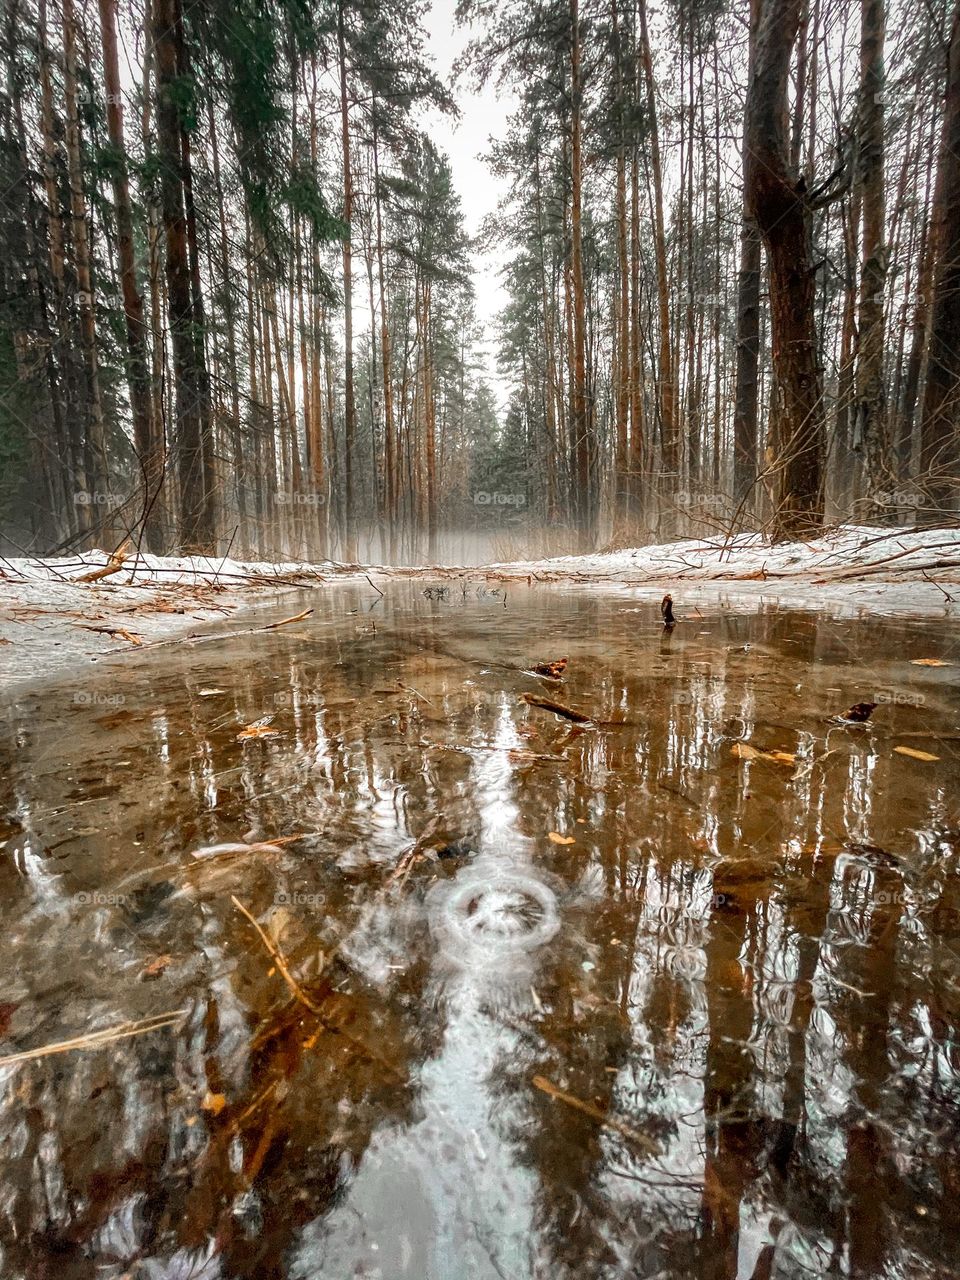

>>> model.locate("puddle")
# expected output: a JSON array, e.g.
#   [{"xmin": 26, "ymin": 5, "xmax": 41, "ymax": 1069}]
[{"xmin": 0, "ymin": 582, "xmax": 959, "ymax": 1278}]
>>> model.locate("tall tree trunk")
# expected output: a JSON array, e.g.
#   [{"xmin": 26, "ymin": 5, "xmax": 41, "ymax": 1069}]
[
  {"xmin": 732, "ymin": 0, "xmax": 762, "ymax": 513},
  {"xmin": 338, "ymin": 0, "xmax": 358, "ymax": 560},
  {"xmin": 745, "ymin": 0, "xmax": 826, "ymax": 539},
  {"xmin": 208, "ymin": 95, "xmax": 247, "ymax": 548},
  {"xmin": 98, "ymin": 0, "xmax": 162, "ymax": 551},
  {"xmin": 854, "ymin": 0, "xmax": 891, "ymax": 511},
  {"xmin": 612, "ymin": 0, "xmax": 629, "ymax": 530},
  {"xmin": 569, "ymin": 0, "xmax": 593, "ymax": 548},
  {"xmin": 918, "ymin": 0, "xmax": 960, "ymax": 520},
  {"xmin": 62, "ymin": 0, "xmax": 109, "ymax": 520},
  {"xmin": 153, "ymin": 0, "xmax": 214, "ymax": 552},
  {"xmin": 638, "ymin": 0, "xmax": 677, "ymax": 530}
]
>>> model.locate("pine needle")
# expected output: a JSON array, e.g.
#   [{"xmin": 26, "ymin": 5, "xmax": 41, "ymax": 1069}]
[{"xmin": 0, "ymin": 1009, "xmax": 187, "ymax": 1069}]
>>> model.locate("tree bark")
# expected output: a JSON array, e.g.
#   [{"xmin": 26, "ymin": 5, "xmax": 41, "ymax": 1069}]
[
  {"xmin": 62, "ymin": 0, "xmax": 109, "ymax": 518},
  {"xmin": 732, "ymin": 0, "xmax": 762, "ymax": 513},
  {"xmin": 569, "ymin": 0, "xmax": 593, "ymax": 548},
  {"xmin": 854, "ymin": 0, "xmax": 891, "ymax": 511},
  {"xmin": 918, "ymin": 0, "xmax": 960, "ymax": 520},
  {"xmin": 744, "ymin": 0, "xmax": 825, "ymax": 539},
  {"xmin": 98, "ymin": 0, "xmax": 162, "ymax": 550},
  {"xmin": 638, "ymin": 0, "xmax": 677, "ymax": 530},
  {"xmin": 338, "ymin": 0, "xmax": 358, "ymax": 560},
  {"xmin": 153, "ymin": 0, "xmax": 214, "ymax": 552}
]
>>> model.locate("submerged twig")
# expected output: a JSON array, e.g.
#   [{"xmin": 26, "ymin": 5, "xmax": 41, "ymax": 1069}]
[
  {"xmin": 522, "ymin": 692, "xmax": 592, "ymax": 724},
  {"xmin": 0, "ymin": 1009, "xmax": 187, "ymax": 1069},
  {"xmin": 231, "ymin": 895, "xmax": 326, "ymax": 1015}
]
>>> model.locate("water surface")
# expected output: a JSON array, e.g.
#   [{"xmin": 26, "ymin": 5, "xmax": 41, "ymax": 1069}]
[{"xmin": 1, "ymin": 583, "xmax": 959, "ymax": 1279}]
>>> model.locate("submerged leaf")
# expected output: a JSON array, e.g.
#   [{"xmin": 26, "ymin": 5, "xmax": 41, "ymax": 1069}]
[
  {"xmin": 731, "ymin": 742, "xmax": 795, "ymax": 765},
  {"xmin": 893, "ymin": 745, "xmax": 940, "ymax": 761}
]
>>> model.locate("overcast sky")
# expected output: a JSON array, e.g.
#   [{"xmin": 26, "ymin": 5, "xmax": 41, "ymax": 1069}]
[{"xmin": 423, "ymin": 0, "xmax": 517, "ymax": 399}]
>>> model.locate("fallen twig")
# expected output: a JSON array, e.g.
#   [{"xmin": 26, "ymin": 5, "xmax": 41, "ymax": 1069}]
[
  {"xmin": 0, "ymin": 1009, "xmax": 187, "ymax": 1069},
  {"xmin": 232, "ymin": 895, "xmax": 326, "ymax": 1015},
  {"xmin": 259, "ymin": 607, "xmax": 314, "ymax": 631},
  {"xmin": 522, "ymin": 692, "xmax": 593, "ymax": 724}
]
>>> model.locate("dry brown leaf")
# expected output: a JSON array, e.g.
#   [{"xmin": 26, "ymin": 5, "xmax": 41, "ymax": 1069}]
[
  {"xmin": 910, "ymin": 659, "xmax": 953, "ymax": 667},
  {"xmin": 548, "ymin": 832, "xmax": 576, "ymax": 845},
  {"xmin": 236, "ymin": 723, "xmax": 280, "ymax": 741},
  {"xmin": 140, "ymin": 954, "xmax": 172, "ymax": 981},
  {"xmin": 201, "ymin": 1091, "xmax": 227, "ymax": 1115},
  {"xmin": 731, "ymin": 742, "xmax": 795, "ymax": 765},
  {"xmin": 893, "ymin": 745, "xmax": 940, "ymax": 762}
]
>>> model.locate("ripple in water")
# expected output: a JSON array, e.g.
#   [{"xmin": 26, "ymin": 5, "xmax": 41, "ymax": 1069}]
[{"xmin": 428, "ymin": 867, "xmax": 560, "ymax": 969}]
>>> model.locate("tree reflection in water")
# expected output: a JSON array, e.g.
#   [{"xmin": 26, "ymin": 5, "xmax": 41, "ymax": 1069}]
[{"xmin": 0, "ymin": 585, "xmax": 957, "ymax": 1278}]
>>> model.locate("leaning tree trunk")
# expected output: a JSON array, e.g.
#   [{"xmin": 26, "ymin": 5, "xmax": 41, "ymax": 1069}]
[
  {"xmin": 918, "ymin": 0, "xmax": 960, "ymax": 522},
  {"xmin": 744, "ymin": 0, "xmax": 826, "ymax": 540}
]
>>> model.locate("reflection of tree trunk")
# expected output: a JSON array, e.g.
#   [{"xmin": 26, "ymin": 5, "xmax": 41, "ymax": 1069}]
[
  {"xmin": 700, "ymin": 895, "xmax": 761, "ymax": 1276},
  {"xmin": 845, "ymin": 865, "xmax": 904, "ymax": 1278}
]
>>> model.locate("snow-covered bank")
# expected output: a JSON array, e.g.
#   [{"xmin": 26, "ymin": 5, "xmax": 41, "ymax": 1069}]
[
  {"xmin": 471, "ymin": 524, "xmax": 960, "ymax": 618},
  {"xmin": 0, "ymin": 551, "xmax": 364, "ymax": 690},
  {"xmin": 481, "ymin": 523, "xmax": 960, "ymax": 584},
  {"xmin": 1, "ymin": 525, "xmax": 957, "ymax": 690}
]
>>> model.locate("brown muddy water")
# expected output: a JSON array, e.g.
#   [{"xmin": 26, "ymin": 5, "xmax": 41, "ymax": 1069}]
[{"xmin": 1, "ymin": 582, "xmax": 959, "ymax": 1280}]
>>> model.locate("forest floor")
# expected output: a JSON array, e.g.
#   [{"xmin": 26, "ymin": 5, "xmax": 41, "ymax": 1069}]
[{"xmin": 1, "ymin": 524, "xmax": 957, "ymax": 690}]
